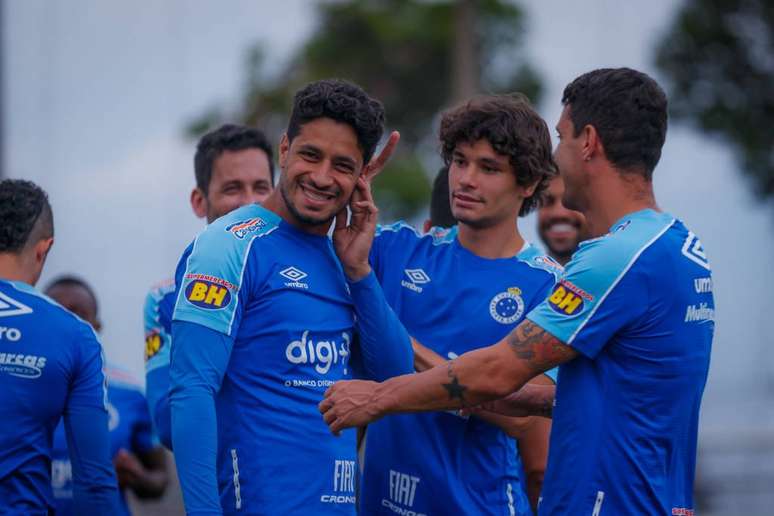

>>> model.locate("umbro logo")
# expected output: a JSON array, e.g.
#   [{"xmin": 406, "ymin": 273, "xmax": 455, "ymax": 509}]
[
  {"xmin": 280, "ymin": 266, "xmax": 309, "ymax": 289},
  {"xmin": 401, "ymin": 268, "xmax": 430, "ymax": 293},
  {"xmin": 681, "ymin": 232, "xmax": 711, "ymax": 271},
  {"xmin": 0, "ymin": 292, "xmax": 33, "ymax": 318}
]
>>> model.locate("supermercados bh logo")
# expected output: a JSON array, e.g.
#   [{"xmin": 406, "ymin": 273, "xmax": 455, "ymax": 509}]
[
  {"xmin": 144, "ymin": 331, "xmax": 162, "ymax": 361},
  {"xmin": 401, "ymin": 269, "xmax": 430, "ymax": 293},
  {"xmin": 0, "ymin": 352, "xmax": 47, "ymax": 379},
  {"xmin": 225, "ymin": 217, "xmax": 266, "ymax": 239},
  {"xmin": 548, "ymin": 280, "xmax": 593, "ymax": 317},
  {"xmin": 184, "ymin": 274, "xmax": 236, "ymax": 310},
  {"xmin": 280, "ymin": 266, "xmax": 309, "ymax": 289},
  {"xmin": 489, "ymin": 287, "xmax": 525, "ymax": 324}
]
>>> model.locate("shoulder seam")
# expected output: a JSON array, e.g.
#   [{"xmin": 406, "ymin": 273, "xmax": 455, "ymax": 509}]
[{"xmin": 567, "ymin": 218, "xmax": 675, "ymax": 344}]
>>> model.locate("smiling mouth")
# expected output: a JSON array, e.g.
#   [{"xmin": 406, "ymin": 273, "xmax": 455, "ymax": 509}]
[
  {"xmin": 300, "ymin": 183, "xmax": 337, "ymax": 202},
  {"xmin": 545, "ymin": 222, "xmax": 578, "ymax": 235}
]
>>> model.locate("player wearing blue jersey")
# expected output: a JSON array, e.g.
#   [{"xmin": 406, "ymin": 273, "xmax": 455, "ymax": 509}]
[
  {"xmin": 46, "ymin": 276, "xmax": 168, "ymax": 515},
  {"xmin": 144, "ymin": 124, "xmax": 275, "ymax": 448},
  {"xmin": 169, "ymin": 79, "xmax": 412, "ymax": 515},
  {"xmin": 321, "ymin": 68, "xmax": 714, "ymax": 516},
  {"xmin": 0, "ymin": 179, "xmax": 119, "ymax": 515},
  {"xmin": 352, "ymin": 94, "xmax": 560, "ymax": 515}
]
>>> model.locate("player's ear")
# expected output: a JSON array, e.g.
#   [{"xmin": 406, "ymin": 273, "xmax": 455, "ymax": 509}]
[
  {"xmin": 279, "ymin": 134, "xmax": 290, "ymax": 170},
  {"xmin": 34, "ymin": 237, "xmax": 54, "ymax": 263},
  {"xmin": 190, "ymin": 188, "xmax": 207, "ymax": 219},
  {"xmin": 581, "ymin": 124, "xmax": 602, "ymax": 162}
]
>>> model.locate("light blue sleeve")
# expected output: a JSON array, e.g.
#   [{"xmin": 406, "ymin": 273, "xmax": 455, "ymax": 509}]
[
  {"xmin": 347, "ymin": 271, "xmax": 414, "ymax": 380},
  {"xmin": 527, "ymin": 216, "xmax": 673, "ymax": 357},
  {"xmin": 65, "ymin": 325, "xmax": 121, "ymax": 514},
  {"xmin": 170, "ymin": 320, "xmax": 234, "ymax": 515},
  {"xmin": 144, "ymin": 283, "xmax": 177, "ymax": 449}
]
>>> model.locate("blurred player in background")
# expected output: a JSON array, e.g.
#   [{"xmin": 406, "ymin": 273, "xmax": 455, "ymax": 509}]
[
  {"xmin": 169, "ymin": 79, "xmax": 412, "ymax": 514},
  {"xmin": 0, "ymin": 179, "xmax": 119, "ymax": 514},
  {"xmin": 536, "ymin": 175, "xmax": 588, "ymax": 266},
  {"xmin": 321, "ymin": 67, "xmax": 715, "ymax": 515},
  {"xmin": 421, "ymin": 166, "xmax": 456, "ymax": 232},
  {"xmin": 144, "ymin": 123, "xmax": 275, "ymax": 448},
  {"xmin": 46, "ymin": 276, "xmax": 168, "ymax": 515},
  {"xmin": 349, "ymin": 94, "xmax": 560, "ymax": 515}
]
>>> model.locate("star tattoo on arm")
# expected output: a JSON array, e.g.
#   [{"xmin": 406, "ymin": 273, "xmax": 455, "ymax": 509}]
[{"xmin": 442, "ymin": 361, "xmax": 468, "ymax": 406}]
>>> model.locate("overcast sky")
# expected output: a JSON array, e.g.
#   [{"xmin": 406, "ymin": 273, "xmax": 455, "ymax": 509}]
[{"xmin": 3, "ymin": 0, "xmax": 773, "ymax": 435}]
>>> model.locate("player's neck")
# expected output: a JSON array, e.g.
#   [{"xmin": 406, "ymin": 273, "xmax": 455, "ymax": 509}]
[
  {"xmin": 0, "ymin": 254, "xmax": 35, "ymax": 285},
  {"xmin": 457, "ymin": 220, "xmax": 524, "ymax": 259},
  {"xmin": 584, "ymin": 176, "xmax": 658, "ymax": 238}
]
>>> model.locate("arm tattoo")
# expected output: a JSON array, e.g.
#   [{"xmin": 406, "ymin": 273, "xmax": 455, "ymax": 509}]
[
  {"xmin": 441, "ymin": 360, "xmax": 468, "ymax": 406},
  {"xmin": 507, "ymin": 321, "xmax": 576, "ymax": 373}
]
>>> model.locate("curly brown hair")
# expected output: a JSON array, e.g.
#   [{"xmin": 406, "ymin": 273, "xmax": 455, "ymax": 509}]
[{"xmin": 439, "ymin": 93, "xmax": 557, "ymax": 216}]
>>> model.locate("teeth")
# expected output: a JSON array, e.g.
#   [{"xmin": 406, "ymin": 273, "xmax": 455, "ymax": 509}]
[
  {"xmin": 302, "ymin": 186, "xmax": 333, "ymax": 201},
  {"xmin": 548, "ymin": 223, "xmax": 575, "ymax": 233}
]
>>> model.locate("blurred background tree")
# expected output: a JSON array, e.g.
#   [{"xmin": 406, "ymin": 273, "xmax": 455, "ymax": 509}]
[
  {"xmin": 655, "ymin": 0, "xmax": 774, "ymax": 199},
  {"xmin": 187, "ymin": 0, "xmax": 543, "ymax": 220}
]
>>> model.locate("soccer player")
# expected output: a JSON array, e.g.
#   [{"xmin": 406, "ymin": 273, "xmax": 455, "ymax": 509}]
[
  {"xmin": 144, "ymin": 123, "xmax": 275, "ymax": 448},
  {"xmin": 46, "ymin": 276, "xmax": 168, "ymax": 516},
  {"xmin": 321, "ymin": 68, "xmax": 715, "ymax": 515},
  {"xmin": 536, "ymin": 175, "xmax": 588, "ymax": 266},
  {"xmin": 169, "ymin": 79, "xmax": 412, "ymax": 514},
  {"xmin": 0, "ymin": 179, "xmax": 119, "ymax": 514},
  {"xmin": 354, "ymin": 94, "xmax": 561, "ymax": 515}
]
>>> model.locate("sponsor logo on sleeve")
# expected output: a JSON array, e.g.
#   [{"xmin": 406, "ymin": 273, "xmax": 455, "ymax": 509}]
[
  {"xmin": 489, "ymin": 287, "xmax": 525, "ymax": 324},
  {"xmin": 225, "ymin": 217, "xmax": 266, "ymax": 239},
  {"xmin": 184, "ymin": 274, "xmax": 236, "ymax": 310},
  {"xmin": 547, "ymin": 281, "xmax": 593, "ymax": 317},
  {"xmin": 681, "ymin": 232, "xmax": 711, "ymax": 270},
  {"xmin": 144, "ymin": 331, "xmax": 162, "ymax": 361}
]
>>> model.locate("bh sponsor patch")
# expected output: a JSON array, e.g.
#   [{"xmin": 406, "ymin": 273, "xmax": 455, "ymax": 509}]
[
  {"xmin": 547, "ymin": 281, "xmax": 592, "ymax": 316},
  {"xmin": 226, "ymin": 217, "xmax": 266, "ymax": 239},
  {"xmin": 185, "ymin": 278, "xmax": 233, "ymax": 310},
  {"xmin": 144, "ymin": 331, "xmax": 162, "ymax": 361}
]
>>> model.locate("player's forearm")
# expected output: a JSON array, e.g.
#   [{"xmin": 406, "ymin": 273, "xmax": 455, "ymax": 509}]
[
  {"xmin": 349, "ymin": 271, "xmax": 414, "ymax": 379},
  {"xmin": 411, "ymin": 338, "xmax": 446, "ymax": 372},
  {"xmin": 495, "ymin": 383, "xmax": 556, "ymax": 418},
  {"xmin": 373, "ymin": 341, "xmax": 534, "ymax": 415}
]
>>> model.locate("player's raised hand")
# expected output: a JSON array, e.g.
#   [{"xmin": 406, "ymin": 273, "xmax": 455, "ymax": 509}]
[
  {"xmin": 363, "ymin": 131, "xmax": 400, "ymax": 184},
  {"xmin": 333, "ymin": 177, "xmax": 378, "ymax": 281},
  {"xmin": 319, "ymin": 379, "xmax": 384, "ymax": 436}
]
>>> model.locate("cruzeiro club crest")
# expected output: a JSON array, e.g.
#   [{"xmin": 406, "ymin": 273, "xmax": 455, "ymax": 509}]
[{"xmin": 489, "ymin": 287, "xmax": 525, "ymax": 325}]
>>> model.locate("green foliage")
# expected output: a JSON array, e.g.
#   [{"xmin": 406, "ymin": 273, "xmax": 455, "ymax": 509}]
[
  {"xmin": 187, "ymin": 0, "xmax": 543, "ymax": 219},
  {"xmin": 655, "ymin": 0, "xmax": 774, "ymax": 198}
]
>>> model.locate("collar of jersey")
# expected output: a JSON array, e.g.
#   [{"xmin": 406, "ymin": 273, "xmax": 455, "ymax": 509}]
[{"xmin": 451, "ymin": 236, "xmax": 532, "ymax": 266}]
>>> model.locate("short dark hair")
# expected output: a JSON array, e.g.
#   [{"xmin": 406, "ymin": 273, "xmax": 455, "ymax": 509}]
[
  {"xmin": 429, "ymin": 166, "xmax": 456, "ymax": 228},
  {"xmin": 194, "ymin": 124, "xmax": 275, "ymax": 195},
  {"xmin": 561, "ymin": 68, "xmax": 668, "ymax": 179},
  {"xmin": 0, "ymin": 179, "xmax": 54, "ymax": 253},
  {"xmin": 45, "ymin": 275, "xmax": 99, "ymax": 316},
  {"xmin": 440, "ymin": 94, "xmax": 557, "ymax": 216},
  {"xmin": 287, "ymin": 79, "xmax": 385, "ymax": 164}
]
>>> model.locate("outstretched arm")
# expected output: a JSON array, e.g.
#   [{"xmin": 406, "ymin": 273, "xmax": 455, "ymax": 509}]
[{"xmin": 319, "ymin": 320, "xmax": 576, "ymax": 434}]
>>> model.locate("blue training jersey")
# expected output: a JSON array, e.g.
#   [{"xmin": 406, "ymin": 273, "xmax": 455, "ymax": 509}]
[
  {"xmin": 361, "ymin": 222, "xmax": 561, "ymax": 516},
  {"xmin": 170, "ymin": 203, "xmax": 411, "ymax": 515},
  {"xmin": 527, "ymin": 209, "xmax": 714, "ymax": 515},
  {"xmin": 51, "ymin": 364, "xmax": 157, "ymax": 516},
  {"xmin": 0, "ymin": 279, "xmax": 119, "ymax": 515},
  {"xmin": 143, "ymin": 279, "xmax": 175, "ymax": 447}
]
